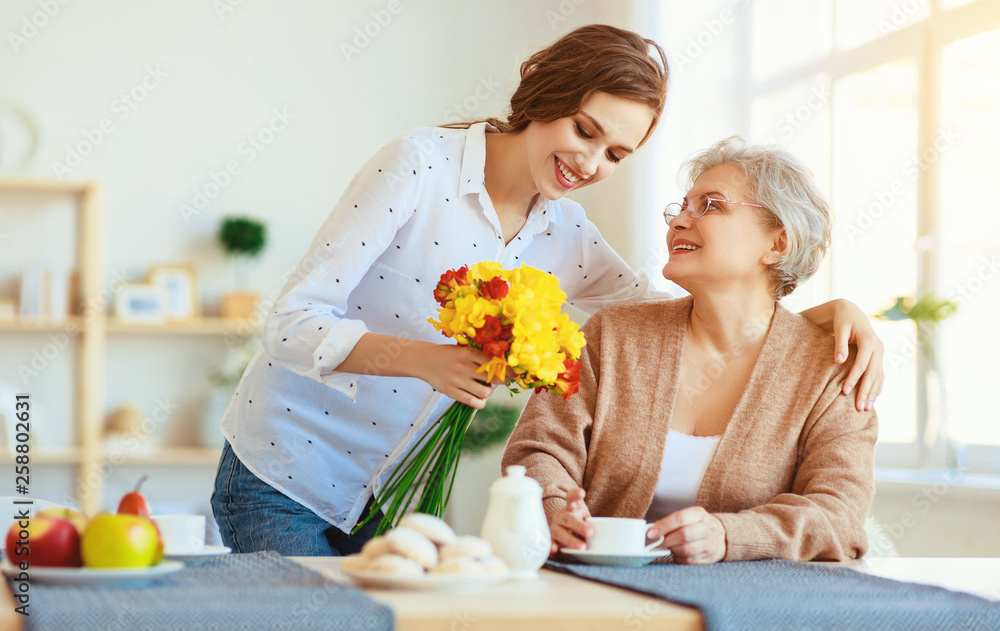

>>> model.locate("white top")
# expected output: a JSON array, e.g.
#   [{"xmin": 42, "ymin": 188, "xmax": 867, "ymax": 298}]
[
  {"xmin": 645, "ymin": 430, "xmax": 722, "ymax": 522},
  {"xmin": 221, "ymin": 123, "xmax": 668, "ymax": 533}
]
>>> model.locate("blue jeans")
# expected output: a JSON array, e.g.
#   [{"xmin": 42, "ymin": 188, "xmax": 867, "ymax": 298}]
[{"xmin": 211, "ymin": 442, "xmax": 382, "ymax": 556}]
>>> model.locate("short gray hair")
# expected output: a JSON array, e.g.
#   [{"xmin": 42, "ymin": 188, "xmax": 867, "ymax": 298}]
[{"xmin": 682, "ymin": 136, "xmax": 832, "ymax": 299}]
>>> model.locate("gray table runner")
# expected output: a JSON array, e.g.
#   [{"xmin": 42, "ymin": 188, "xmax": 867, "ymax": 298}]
[
  {"xmin": 546, "ymin": 558, "xmax": 1000, "ymax": 630},
  {"xmin": 15, "ymin": 551, "xmax": 393, "ymax": 631}
]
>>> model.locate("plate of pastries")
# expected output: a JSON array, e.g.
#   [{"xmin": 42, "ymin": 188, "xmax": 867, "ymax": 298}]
[{"xmin": 339, "ymin": 513, "xmax": 510, "ymax": 591}]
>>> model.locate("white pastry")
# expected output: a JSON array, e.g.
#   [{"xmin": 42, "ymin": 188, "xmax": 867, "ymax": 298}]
[
  {"xmin": 398, "ymin": 513, "xmax": 457, "ymax": 546},
  {"xmin": 384, "ymin": 527, "xmax": 439, "ymax": 569},
  {"xmin": 478, "ymin": 555, "xmax": 508, "ymax": 574},
  {"xmin": 428, "ymin": 556, "xmax": 485, "ymax": 576},
  {"xmin": 360, "ymin": 535, "xmax": 393, "ymax": 559},
  {"xmin": 339, "ymin": 554, "xmax": 370, "ymax": 572},
  {"xmin": 366, "ymin": 553, "xmax": 425, "ymax": 577},
  {"xmin": 439, "ymin": 535, "xmax": 493, "ymax": 560}
]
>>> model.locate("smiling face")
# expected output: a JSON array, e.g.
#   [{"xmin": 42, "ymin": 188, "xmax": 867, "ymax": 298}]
[
  {"xmin": 663, "ymin": 163, "xmax": 786, "ymax": 295},
  {"xmin": 521, "ymin": 91, "xmax": 654, "ymax": 200}
]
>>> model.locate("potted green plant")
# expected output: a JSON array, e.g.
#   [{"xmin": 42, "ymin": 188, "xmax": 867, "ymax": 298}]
[
  {"xmin": 875, "ymin": 294, "xmax": 960, "ymax": 469},
  {"xmin": 217, "ymin": 216, "xmax": 266, "ymax": 319}
]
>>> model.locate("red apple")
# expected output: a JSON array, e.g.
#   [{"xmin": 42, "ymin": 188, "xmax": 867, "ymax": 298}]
[
  {"xmin": 35, "ymin": 507, "xmax": 88, "ymax": 533},
  {"xmin": 5, "ymin": 515, "xmax": 83, "ymax": 567},
  {"xmin": 117, "ymin": 475, "xmax": 152, "ymax": 519}
]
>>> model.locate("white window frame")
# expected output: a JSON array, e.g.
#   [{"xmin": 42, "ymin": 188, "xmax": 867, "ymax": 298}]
[{"xmin": 742, "ymin": 0, "xmax": 1000, "ymax": 474}]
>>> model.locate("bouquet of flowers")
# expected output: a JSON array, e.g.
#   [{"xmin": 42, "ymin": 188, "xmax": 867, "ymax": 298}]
[{"xmin": 356, "ymin": 261, "xmax": 585, "ymax": 535}]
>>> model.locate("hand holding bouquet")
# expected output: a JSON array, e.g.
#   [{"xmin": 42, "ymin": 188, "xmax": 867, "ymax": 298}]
[{"xmin": 356, "ymin": 261, "xmax": 585, "ymax": 535}]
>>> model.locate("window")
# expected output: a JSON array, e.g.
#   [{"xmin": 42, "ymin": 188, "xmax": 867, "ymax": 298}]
[{"xmin": 652, "ymin": 0, "xmax": 1000, "ymax": 473}]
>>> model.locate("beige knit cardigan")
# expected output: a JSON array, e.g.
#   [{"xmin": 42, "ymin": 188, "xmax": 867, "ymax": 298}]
[{"xmin": 502, "ymin": 296, "xmax": 878, "ymax": 562}]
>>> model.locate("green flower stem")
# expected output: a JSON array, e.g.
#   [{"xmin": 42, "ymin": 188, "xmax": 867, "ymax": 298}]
[{"xmin": 353, "ymin": 401, "xmax": 478, "ymax": 536}]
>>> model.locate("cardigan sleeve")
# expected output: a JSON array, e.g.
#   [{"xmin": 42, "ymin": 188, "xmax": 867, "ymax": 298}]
[
  {"xmin": 714, "ymin": 367, "xmax": 878, "ymax": 562},
  {"xmin": 501, "ymin": 312, "xmax": 604, "ymax": 523}
]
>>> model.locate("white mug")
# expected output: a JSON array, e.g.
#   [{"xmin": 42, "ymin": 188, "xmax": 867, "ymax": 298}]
[
  {"xmin": 585, "ymin": 517, "xmax": 665, "ymax": 554},
  {"xmin": 152, "ymin": 514, "xmax": 206, "ymax": 555}
]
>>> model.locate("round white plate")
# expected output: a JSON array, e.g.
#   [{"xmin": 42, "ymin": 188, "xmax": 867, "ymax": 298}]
[
  {"xmin": 341, "ymin": 568, "xmax": 511, "ymax": 591},
  {"xmin": 0, "ymin": 559, "xmax": 184, "ymax": 585},
  {"xmin": 559, "ymin": 548, "xmax": 671, "ymax": 567},
  {"xmin": 165, "ymin": 545, "xmax": 231, "ymax": 559}
]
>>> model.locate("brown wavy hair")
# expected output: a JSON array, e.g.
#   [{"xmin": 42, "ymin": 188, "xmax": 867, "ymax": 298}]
[{"xmin": 444, "ymin": 24, "xmax": 668, "ymax": 148}]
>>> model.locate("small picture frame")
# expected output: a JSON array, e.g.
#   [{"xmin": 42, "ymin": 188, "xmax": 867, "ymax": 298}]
[
  {"xmin": 114, "ymin": 283, "xmax": 169, "ymax": 324},
  {"xmin": 148, "ymin": 265, "xmax": 199, "ymax": 320}
]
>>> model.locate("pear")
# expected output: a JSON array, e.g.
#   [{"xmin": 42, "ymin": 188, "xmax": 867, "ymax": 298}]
[{"xmin": 117, "ymin": 475, "xmax": 152, "ymax": 519}]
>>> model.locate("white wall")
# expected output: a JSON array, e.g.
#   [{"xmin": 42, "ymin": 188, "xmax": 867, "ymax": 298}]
[{"xmin": 0, "ymin": 0, "xmax": 647, "ymax": 519}]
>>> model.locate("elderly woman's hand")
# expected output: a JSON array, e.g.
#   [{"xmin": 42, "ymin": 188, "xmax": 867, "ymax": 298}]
[
  {"xmin": 549, "ymin": 488, "xmax": 592, "ymax": 555},
  {"xmin": 649, "ymin": 506, "xmax": 726, "ymax": 565},
  {"xmin": 831, "ymin": 299, "xmax": 885, "ymax": 412}
]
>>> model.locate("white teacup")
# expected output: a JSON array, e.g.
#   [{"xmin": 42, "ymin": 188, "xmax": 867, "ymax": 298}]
[
  {"xmin": 585, "ymin": 517, "xmax": 664, "ymax": 554},
  {"xmin": 152, "ymin": 514, "xmax": 206, "ymax": 555}
]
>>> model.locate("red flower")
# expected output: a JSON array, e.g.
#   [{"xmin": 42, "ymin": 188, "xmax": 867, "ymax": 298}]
[
  {"xmin": 474, "ymin": 315, "xmax": 504, "ymax": 345},
  {"xmin": 433, "ymin": 265, "xmax": 469, "ymax": 305},
  {"xmin": 482, "ymin": 340, "xmax": 510, "ymax": 358},
  {"xmin": 549, "ymin": 358, "xmax": 582, "ymax": 401},
  {"xmin": 480, "ymin": 276, "xmax": 509, "ymax": 300}
]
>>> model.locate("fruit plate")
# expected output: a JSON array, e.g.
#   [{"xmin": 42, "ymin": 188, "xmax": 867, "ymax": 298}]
[
  {"xmin": 0, "ymin": 560, "xmax": 184, "ymax": 585},
  {"xmin": 340, "ymin": 567, "xmax": 512, "ymax": 592}
]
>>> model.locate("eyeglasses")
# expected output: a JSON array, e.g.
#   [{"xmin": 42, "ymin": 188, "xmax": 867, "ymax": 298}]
[{"xmin": 663, "ymin": 194, "xmax": 767, "ymax": 223}]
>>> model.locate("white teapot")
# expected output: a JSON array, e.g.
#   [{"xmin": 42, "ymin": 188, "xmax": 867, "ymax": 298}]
[{"xmin": 480, "ymin": 465, "xmax": 550, "ymax": 578}]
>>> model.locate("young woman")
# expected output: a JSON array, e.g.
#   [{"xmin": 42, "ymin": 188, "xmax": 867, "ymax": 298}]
[
  {"xmin": 211, "ymin": 25, "xmax": 883, "ymax": 556},
  {"xmin": 504, "ymin": 138, "xmax": 878, "ymax": 565}
]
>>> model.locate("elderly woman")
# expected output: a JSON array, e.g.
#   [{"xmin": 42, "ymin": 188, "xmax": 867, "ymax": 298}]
[{"xmin": 502, "ymin": 137, "xmax": 878, "ymax": 565}]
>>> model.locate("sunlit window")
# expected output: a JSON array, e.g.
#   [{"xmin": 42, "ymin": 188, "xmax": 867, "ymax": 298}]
[
  {"xmin": 831, "ymin": 60, "xmax": 919, "ymax": 444},
  {"xmin": 939, "ymin": 28, "xmax": 1000, "ymax": 449},
  {"xmin": 834, "ymin": 0, "xmax": 930, "ymax": 50},
  {"xmin": 751, "ymin": 0, "xmax": 833, "ymax": 80}
]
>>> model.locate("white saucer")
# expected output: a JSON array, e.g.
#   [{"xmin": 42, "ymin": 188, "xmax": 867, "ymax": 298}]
[
  {"xmin": 559, "ymin": 548, "xmax": 671, "ymax": 567},
  {"xmin": 165, "ymin": 545, "xmax": 231, "ymax": 559}
]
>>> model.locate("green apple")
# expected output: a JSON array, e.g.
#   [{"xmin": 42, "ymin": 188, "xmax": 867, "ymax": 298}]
[
  {"xmin": 5, "ymin": 515, "xmax": 83, "ymax": 567},
  {"xmin": 35, "ymin": 507, "xmax": 88, "ymax": 533},
  {"xmin": 81, "ymin": 513, "xmax": 161, "ymax": 569}
]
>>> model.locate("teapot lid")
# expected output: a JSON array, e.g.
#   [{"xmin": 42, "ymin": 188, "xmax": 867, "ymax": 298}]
[{"xmin": 490, "ymin": 465, "xmax": 541, "ymax": 496}]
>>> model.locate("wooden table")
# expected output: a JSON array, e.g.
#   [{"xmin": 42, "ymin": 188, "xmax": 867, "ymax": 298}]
[
  {"xmin": 1, "ymin": 557, "xmax": 997, "ymax": 631},
  {"xmin": 293, "ymin": 557, "xmax": 1000, "ymax": 631}
]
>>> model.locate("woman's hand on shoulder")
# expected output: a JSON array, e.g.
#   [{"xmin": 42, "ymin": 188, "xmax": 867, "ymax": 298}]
[
  {"xmin": 831, "ymin": 299, "xmax": 885, "ymax": 412},
  {"xmin": 549, "ymin": 488, "xmax": 592, "ymax": 555},
  {"xmin": 649, "ymin": 506, "xmax": 726, "ymax": 565}
]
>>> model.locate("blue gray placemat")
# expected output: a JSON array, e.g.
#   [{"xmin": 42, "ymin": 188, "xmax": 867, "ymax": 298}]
[
  {"xmin": 14, "ymin": 551, "xmax": 393, "ymax": 631},
  {"xmin": 546, "ymin": 558, "xmax": 1000, "ymax": 631}
]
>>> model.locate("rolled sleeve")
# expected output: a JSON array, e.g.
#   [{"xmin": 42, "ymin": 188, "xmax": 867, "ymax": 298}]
[{"xmin": 262, "ymin": 136, "xmax": 423, "ymax": 392}]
